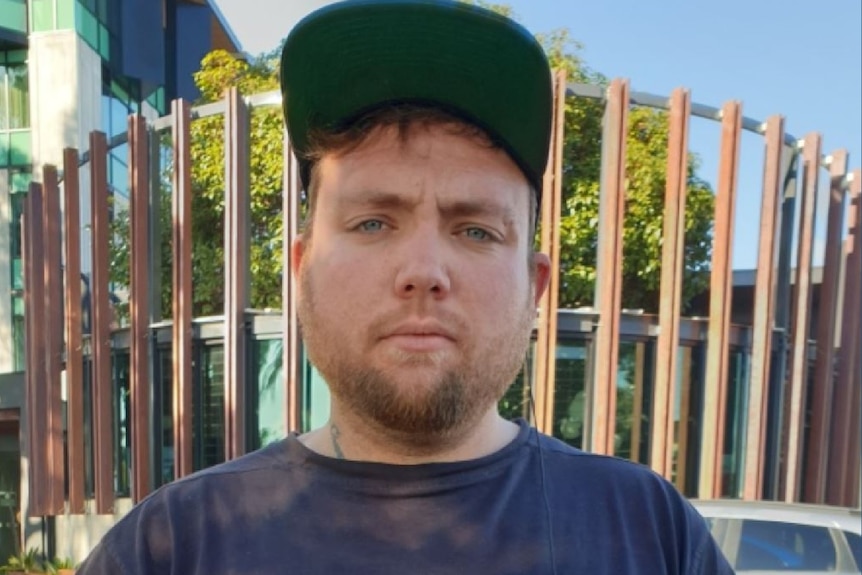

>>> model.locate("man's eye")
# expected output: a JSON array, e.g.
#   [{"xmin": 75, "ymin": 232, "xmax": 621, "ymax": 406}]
[
  {"xmin": 463, "ymin": 227, "xmax": 491, "ymax": 241},
  {"xmin": 358, "ymin": 220, "xmax": 385, "ymax": 232}
]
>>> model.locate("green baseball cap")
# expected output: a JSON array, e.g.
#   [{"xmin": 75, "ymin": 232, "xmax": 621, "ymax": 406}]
[{"xmin": 279, "ymin": 0, "xmax": 553, "ymax": 196}]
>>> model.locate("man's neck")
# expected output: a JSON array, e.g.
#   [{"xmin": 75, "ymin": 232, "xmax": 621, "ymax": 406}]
[{"xmin": 299, "ymin": 407, "xmax": 519, "ymax": 464}]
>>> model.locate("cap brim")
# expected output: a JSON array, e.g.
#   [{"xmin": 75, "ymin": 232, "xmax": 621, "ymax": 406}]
[{"xmin": 280, "ymin": 0, "xmax": 552, "ymax": 194}]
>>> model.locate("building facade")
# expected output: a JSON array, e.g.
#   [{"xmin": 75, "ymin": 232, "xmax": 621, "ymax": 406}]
[{"xmin": 0, "ymin": 0, "xmax": 241, "ymax": 562}]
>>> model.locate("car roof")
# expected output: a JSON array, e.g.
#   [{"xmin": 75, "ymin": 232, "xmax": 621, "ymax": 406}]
[{"xmin": 690, "ymin": 499, "xmax": 862, "ymax": 533}]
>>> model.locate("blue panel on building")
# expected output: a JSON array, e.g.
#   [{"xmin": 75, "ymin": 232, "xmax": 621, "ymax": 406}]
[
  {"xmin": 121, "ymin": 0, "xmax": 166, "ymax": 95},
  {"xmin": 175, "ymin": 4, "xmax": 211, "ymax": 102}
]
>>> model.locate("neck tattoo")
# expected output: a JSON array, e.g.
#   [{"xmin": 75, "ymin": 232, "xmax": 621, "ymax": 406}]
[{"xmin": 330, "ymin": 424, "xmax": 346, "ymax": 459}]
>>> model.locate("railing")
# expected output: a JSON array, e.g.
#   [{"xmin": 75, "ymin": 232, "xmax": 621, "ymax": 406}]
[{"xmin": 21, "ymin": 78, "xmax": 861, "ymax": 518}]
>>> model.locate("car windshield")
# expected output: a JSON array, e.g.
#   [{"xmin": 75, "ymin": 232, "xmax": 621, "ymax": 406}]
[{"xmin": 736, "ymin": 519, "xmax": 837, "ymax": 571}]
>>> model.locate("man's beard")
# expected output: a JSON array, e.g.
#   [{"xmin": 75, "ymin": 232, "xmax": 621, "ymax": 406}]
[{"xmin": 297, "ymin": 265, "xmax": 535, "ymax": 447}]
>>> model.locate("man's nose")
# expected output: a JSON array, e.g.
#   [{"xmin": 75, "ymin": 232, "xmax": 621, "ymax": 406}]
[{"xmin": 393, "ymin": 231, "xmax": 451, "ymax": 299}]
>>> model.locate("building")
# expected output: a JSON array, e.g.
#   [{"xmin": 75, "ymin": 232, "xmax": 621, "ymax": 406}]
[
  {"xmin": 0, "ymin": 0, "xmax": 241, "ymax": 563},
  {"xmin": 0, "ymin": 0, "xmax": 241, "ymax": 373}
]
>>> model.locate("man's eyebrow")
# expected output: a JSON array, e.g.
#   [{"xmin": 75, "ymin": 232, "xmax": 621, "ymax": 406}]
[
  {"xmin": 438, "ymin": 198, "xmax": 516, "ymax": 225},
  {"xmin": 337, "ymin": 190, "xmax": 418, "ymax": 211}
]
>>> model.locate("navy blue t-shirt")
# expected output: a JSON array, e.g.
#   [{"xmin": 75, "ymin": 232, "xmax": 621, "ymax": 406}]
[{"xmin": 78, "ymin": 420, "xmax": 733, "ymax": 574}]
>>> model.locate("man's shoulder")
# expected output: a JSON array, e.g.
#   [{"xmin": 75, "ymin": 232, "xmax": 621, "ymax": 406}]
[
  {"xmin": 78, "ymin": 438, "xmax": 300, "ymax": 574},
  {"xmin": 530, "ymin": 431, "xmax": 696, "ymax": 516},
  {"xmin": 534, "ymin": 432, "xmax": 664, "ymax": 483}
]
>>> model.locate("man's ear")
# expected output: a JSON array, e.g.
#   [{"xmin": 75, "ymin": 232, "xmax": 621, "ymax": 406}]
[
  {"xmin": 291, "ymin": 235, "xmax": 306, "ymax": 280},
  {"xmin": 532, "ymin": 252, "xmax": 551, "ymax": 305}
]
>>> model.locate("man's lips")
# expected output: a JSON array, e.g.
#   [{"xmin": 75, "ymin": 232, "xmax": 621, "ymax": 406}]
[
  {"xmin": 384, "ymin": 323, "xmax": 456, "ymax": 340},
  {"xmin": 380, "ymin": 322, "xmax": 457, "ymax": 352}
]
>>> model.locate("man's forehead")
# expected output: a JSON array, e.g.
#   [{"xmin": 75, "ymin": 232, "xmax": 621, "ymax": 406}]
[{"xmin": 317, "ymin": 128, "xmax": 528, "ymax": 194}]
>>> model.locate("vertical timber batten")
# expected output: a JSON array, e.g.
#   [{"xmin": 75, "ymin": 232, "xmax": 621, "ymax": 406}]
[
  {"xmin": 224, "ymin": 88, "xmax": 250, "ymax": 458},
  {"xmin": 700, "ymin": 101, "xmax": 742, "ymax": 497},
  {"xmin": 129, "ymin": 115, "xmax": 152, "ymax": 501},
  {"xmin": 653, "ymin": 88, "xmax": 691, "ymax": 478},
  {"xmin": 172, "ymin": 101, "xmax": 194, "ymax": 479},
  {"xmin": 590, "ymin": 78, "xmax": 628, "ymax": 455},
  {"xmin": 90, "ymin": 132, "xmax": 115, "ymax": 514},
  {"xmin": 783, "ymin": 133, "xmax": 822, "ymax": 502},
  {"xmin": 743, "ymin": 116, "xmax": 784, "ymax": 501},
  {"xmin": 283, "ymin": 134, "xmax": 302, "ymax": 433},
  {"xmin": 805, "ymin": 150, "xmax": 848, "ymax": 502},
  {"xmin": 63, "ymin": 148, "xmax": 85, "ymax": 513},
  {"xmin": 42, "ymin": 166, "xmax": 65, "ymax": 514}
]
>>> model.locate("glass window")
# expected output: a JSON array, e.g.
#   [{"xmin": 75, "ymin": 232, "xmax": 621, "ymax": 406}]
[
  {"xmin": 195, "ymin": 345, "xmax": 225, "ymax": 470},
  {"xmin": 249, "ymin": 339, "xmax": 285, "ymax": 449},
  {"xmin": 736, "ymin": 519, "xmax": 837, "ymax": 571},
  {"xmin": 301, "ymin": 348, "xmax": 330, "ymax": 433},
  {"xmin": 30, "ymin": 0, "xmax": 54, "ymax": 32},
  {"xmin": 616, "ymin": 341, "xmax": 654, "ymax": 464},
  {"xmin": 499, "ymin": 342, "xmax": 533, "ymax": 422},
  {"xmin": 77, "ymin": 3, "xmax": 98, "ymax": 50},
  {"xmin": 672, "ymin": 344, "xmax": 706, "ymax": 496},
  {"xmin": 82, "ymin": 356, "xmax": 95, "ymax": 497},
  {"xmin": 721, "ymin": 348, "xmax": 749, "ymax": 498},
  {"xmin": 112, "ymin": 351, "xmax": 131, "ymax": 496},
  {"xmin": 9, "ymin": 184, "xmax": 26, "ymax": 263},
  {"xmin": 0, "ymin": 67, "xmax": 7, "ymax": 131},
  {"xmin": 552, "ymin": 340, "xmax": 589, "ymax": 449},
  {"xmin": 56, "ymin": 0, "xmax": 74, "ymax": 29},
  {"xmin": 0, "ymin": 62, "xmax": 29, "ymax": 130},
  {"xmin": 154, "ymin": 346, "xmax": 173, "ymax": 486},
  {"xmin": 844, "ymin": 531, "xmax": 861, "ymax": 571},
  {"xmin": 11, "ymin": 296, "xmax": 24, "ymax": 371},
  {"xmin": 0, "ymin": 0, "xmax": 27, "ymax": 34},
  {"xmin": 8, "ymin": 131, "xmax": 30, "ymax": 166},
  {"xmin": 97, "ymin": 23, "xmax": 109, "ymax": 60}
]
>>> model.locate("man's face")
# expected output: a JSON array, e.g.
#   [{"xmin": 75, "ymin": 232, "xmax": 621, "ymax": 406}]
[{"xmin": 292, "ymin": 123, "xmax": 550, "ymax": 443}]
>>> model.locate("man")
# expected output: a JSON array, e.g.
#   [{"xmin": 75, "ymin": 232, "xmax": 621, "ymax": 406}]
[{"xmin": 78, "ymin": 1, "xmax": 733, "ymax": 573}]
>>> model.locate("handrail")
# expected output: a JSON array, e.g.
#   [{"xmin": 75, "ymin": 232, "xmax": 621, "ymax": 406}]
[{"xmin": 69, "ymin": 82, "xmax": 850, "ymax": 188}]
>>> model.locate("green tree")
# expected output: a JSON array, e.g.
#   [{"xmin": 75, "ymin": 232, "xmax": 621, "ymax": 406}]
[
  {"xmin": 189, "ymin": 50, "xmax": 283, "ymax": 314},
  {"xmin": 111, "ymin": 13, "xmax": 713, "ymax": 318},
  {"xmin": 538, "ymin": 28, "xmax": 713, "ymax": 312}
]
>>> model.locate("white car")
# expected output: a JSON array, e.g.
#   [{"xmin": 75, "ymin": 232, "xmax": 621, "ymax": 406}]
[{"xmin": 691, "ymin": 499, "xmax": 862, "ymax": 574}]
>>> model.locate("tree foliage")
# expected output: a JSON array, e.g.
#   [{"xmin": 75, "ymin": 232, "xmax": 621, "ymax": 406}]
[
  {"xmin": 538, "ymin": 29, "xmax": 714, "ymax": 312},
  {"xmin": 111, "ymin": 11, "xmax": 714, "ymax": 318}
]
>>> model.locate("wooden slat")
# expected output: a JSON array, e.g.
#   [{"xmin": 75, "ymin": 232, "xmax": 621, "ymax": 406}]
[
  {"xmin": 652, "ymin": 88, "xmax": 691, "ymax": 477},
  {"xmin": 224, "ymin": 88, "xmax": 250, "ymax": 458},
  {"xmin": 783, "ymin": 132, "xmax": 822, "ymax": 502},
  {"xmin": 90, "ymin": 131, "xmax": 114, "ymax": 514},
  {"xmin": 828, "ymin": 170, "xmax": 861, "ymax": 506},
  {"xmin": 699, "ymin": 101, "xmax": 742, "ymax": 498},
  {"xmin": 589, "ymin": 78, "xmax": 628, "ymax": 454},
  {"xmin": 534, "ymin": 70, "xmax": 566, "ymax": 434},
  {"xmin": 23, "ymin": 183, "xmax": 47, "ymax": 516},
  {"xmin": 172, "ymin": 100, "xmax": 194, "ymax": 479},
  {"xmin": 804, "ymin": 150, "xmax": 848, "ymax": 502},
  {"xmin": 283, "ymin": 134, "xmax": 301, "ymax": 432},
  {"xmin": 743, "ymin": 116, "xmax": 785, "ymax": 501},
  {"xmin": 545, "ymin": 70, "xmax": 566, "ymax": 434},
  {"xmin": 129, "ymin": 115, "xmax": 152, "ymax": 501},
  {"xmin": 42, "ymin": 166, "xmax": 65, "ymax": 514},
  {"xmin": 62, "ymin": 148, "xmax": 85, "ymax": 514}
]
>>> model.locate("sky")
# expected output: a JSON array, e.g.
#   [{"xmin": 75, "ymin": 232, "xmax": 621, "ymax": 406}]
[{"xmin": 214, "ymin": 0, "xmax": 862, "ymax": 270}]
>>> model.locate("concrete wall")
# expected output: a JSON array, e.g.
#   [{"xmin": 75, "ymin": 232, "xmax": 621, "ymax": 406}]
[
  {"xmin": 28, "ymin": 32, "xmax": 102, "ymax": 277},
  {"xmin": 54, "ymin": 498, "xmax": 135, "ymax": 563},
  {"xmin": 28, "ymin": 31, "xmax": 103, "ymax": 168}
]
